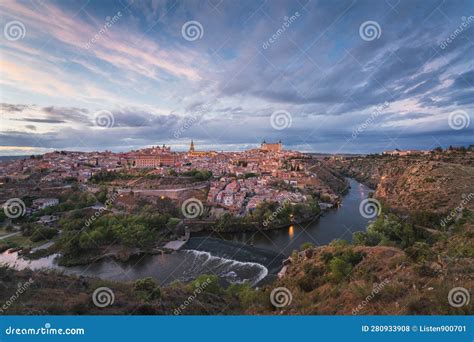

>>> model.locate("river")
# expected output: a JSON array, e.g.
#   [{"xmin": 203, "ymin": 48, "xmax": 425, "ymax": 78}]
[
  {"xmin": 0, "ymin": 178, "xmax": 372, "ymax": 286},
  {"xmin": 213, "ymin": 178, "xmax": 372, "ymax": 253}
]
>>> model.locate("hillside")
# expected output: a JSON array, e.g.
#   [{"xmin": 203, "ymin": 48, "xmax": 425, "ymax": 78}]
[
  {"xmin": 0, "ymin": 268, "xmax": 238, "ymax": 315},
  {"xmin": 2, "ymin": 209, "xmax": 471, "ymax": 315},
  {"xmin": 246, "ymin": 209, "xmax": 474, "ymax": 315},
  {"xmin": 325, "ymin": 151, "xmax": 474, "ymax": 220},
  {"xmin": 375, "ymin": 160, "xmax": 474, "ymax": 216}
]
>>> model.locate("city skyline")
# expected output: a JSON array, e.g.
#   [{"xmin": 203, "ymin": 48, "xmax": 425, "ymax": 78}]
[{"xmin": 1, "ymin": 0, "xmax": 473, "ymax": 156}]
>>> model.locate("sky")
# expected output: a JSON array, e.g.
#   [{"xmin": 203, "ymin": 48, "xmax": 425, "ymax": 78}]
[{"xmin": 0, "ymin": 0, "xmax": 473, "ymax": 155}]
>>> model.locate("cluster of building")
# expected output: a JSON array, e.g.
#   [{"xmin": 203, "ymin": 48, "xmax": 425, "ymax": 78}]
[
  {"xmin": 0, "ymin": 151, "xmax": 123, "ymax": 184},
  {"xmin": 382, "ymin": 149, "xmax": 430, "ymax": 156},
  {"xmin": 32, "ymin": 198, "xmax": 59, "ymax": 210},
  {"xmin": 207, "ymin": 176, "xmax": 307, "ymax": 215},
  {"xmin": 21, "ymin": 197, "xmax": 59, "ymax": 217},
  {"xmin": 1, "ymin": 140, "xmax": 343, "ymax": 217}
]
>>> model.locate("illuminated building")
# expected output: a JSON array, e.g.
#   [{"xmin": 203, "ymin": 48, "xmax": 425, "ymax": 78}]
[
  {"xmin": 261, "ymin": 140, "xmax": 282, "ymax": 152},
  {"xmin": 188, "ymin": 140, "xmax": 217, "ymax": 157}
]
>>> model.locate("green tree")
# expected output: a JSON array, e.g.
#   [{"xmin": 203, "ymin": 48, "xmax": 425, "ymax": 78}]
[
  {"xmin": 134, "ymin": 277, "xmax": 161, "ymax": 301},
  {"xmin": 329, "ymin": 257, "xmax": 352, "ymax": 282},
  {"xmin": 190, "ymin": 274, "xmax": 221, "ymax": 294}
]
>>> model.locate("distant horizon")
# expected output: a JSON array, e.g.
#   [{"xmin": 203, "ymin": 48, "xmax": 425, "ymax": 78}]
[{"xmin": 1, "ymin": 141, "xmax": 472, "ymax": 158}]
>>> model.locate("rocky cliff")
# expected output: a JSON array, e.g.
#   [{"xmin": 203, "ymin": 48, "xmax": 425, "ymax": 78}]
[
  {"xmin": 325, "ymin": 151, "xmax": 474, "ymax": 216},
  {"xmin": 375, "ymin": 160, "xmax": 474, "ymax": 215}
]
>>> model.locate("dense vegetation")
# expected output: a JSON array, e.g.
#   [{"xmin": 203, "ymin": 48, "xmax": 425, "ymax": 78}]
[
  {"xmin": 56, "ymin": 204, "xmax": 179, "ymax": 265},
  {"xmin": 213, "ymin": 197, "xmax": 321, "ymax": 232},
  {"xmin": 180, "ymin": 169, "xmax": 212, "ymax": 181},
  {"xmin": 353, "ymin": 213, "xmax": 425, "ymax": 249}
]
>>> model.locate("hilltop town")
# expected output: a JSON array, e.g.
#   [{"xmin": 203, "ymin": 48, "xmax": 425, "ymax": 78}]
[
  {"xmin": 0, "ymin": 140, "xmax": 352, "ymax": 270},
  {"xmin": 0, "ymin": 141, "xmax": 345, "ymax": 223}
]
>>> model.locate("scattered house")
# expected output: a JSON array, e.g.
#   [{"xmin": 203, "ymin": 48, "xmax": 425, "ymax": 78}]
[
  {"xmin": 32, "ymin": 198, "xmax": 59, "ymax": 210},
  {"xmin": 383, "ymin": 149, "xmax": 428, "ymax": 156},
  {"xmin": 319, "ymin": 202, "xmax": 334, "ymax": 210},
  {"xmin": 285, "ymin": 179, "xmax": 298, "ymax": 187},
  {"xmin": 223, "ymin": 193, "xmax": 234, "ymax": 206},
  {"xmin": 37, "ymin": 215, "xmax": 59, "ymax": 225}
]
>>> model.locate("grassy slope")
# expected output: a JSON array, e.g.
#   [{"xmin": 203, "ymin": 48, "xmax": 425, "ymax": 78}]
[
  {"xmin": 0, "ymin": 268, "xmax": 237, "ymax": 315},
  {"xmin": 244, "ymin": 210, "xmax": 473, "ymax": 315}
]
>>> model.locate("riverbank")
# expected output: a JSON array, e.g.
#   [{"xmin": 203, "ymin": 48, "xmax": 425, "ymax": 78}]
[
  {"xmin": 0, "ymin": 178, "xmax": 371, "ymax": 287},
  {"xmin": 205, "ymin": 178, "xmax": 372, "ymax": 254},
  {"xmin": 0, "ymin": 236, "xmax": 280, "ymax": 287},
  {"xmin": 186, "ymin": 212, "xmax": 322, "ymax": 234}
]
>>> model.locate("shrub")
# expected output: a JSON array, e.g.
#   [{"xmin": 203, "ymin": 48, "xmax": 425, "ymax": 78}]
[
  {"xmin": 355, "ymin": 214, "xmax": 419, "ymax": 249},
  {"xmin": 415, "ymin": 264, "xmax": 438, "ymax": 277},
  {"xmin": 134, "ymin": 277, "xmax": 161, "ymax": 301},
  {"xmin": 353, "ymin": 230, "xmax": 383, "ymax": 246},
  {"xmin": 318, "ymin": 193, "xmax": 331, "ymax": 202},
  {"xmin": 298, "ymin": 264, "xmax": 324, "ymax": 292},
  {"xmin": 225, "ymin": 283, "xmax": 264, "ymax": 307},
  {"xmin": 298, "ymin": 275, "xmax": 317, "ymax": 292},
  {"xmin": 329, "ymin": 257, "xmax": 352, "ymax": 282},
  {"xmin": 303, "ymin": 263, "xmax": 324, "ymax": 277},
  {"xmin": 167, "ymin": 217, "xmax": 181, "ymax": 228},
  {"xmin": 406, "ymin": 242, "xmax": 432, "ymax": 262},
  {"xmin": 181, "ymin": 169, "xmax": 212, "ymax": 181},
  {"xmin": 30, "ymin": 227, "xmax": 58, "ymax": 242},
  {"xmin": 352, "ymin": 282, "xmax": 373, "ymax": 299},
  {"xmin": 321, "ymin": 252, "xmax": 334, "ymax": 264},
  {"xmin": 341, "ymin": 249, "xmax": 365, "ymax": 266},
  {"xmin": 190, "ymin": 274, "xmax": 221, "ymax": 294},
  {"xmin": 300, "ymin": 242, "xmax": 315, "ymax": 251}
]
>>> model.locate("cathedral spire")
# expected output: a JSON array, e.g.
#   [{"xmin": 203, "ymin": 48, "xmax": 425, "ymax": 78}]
[{"xmin": 189, "ymin": 139, "xmax": 195, "ymax": 152}]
